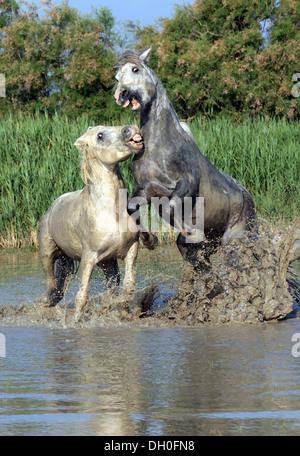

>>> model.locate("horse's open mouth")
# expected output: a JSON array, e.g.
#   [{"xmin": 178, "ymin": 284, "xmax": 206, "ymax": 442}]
[
  {"xmin": 127, "ymin": 133, "xmax": 143, "ymax": 150},
  {"xmin": 122, "ymin": 97, "xmax": 141, "ymax": 111}
]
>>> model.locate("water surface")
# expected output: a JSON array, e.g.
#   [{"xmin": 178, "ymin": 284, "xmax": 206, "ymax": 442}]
[{"xmin": 0, "ymin": 247, "xmax": 300, "ymax": 436}]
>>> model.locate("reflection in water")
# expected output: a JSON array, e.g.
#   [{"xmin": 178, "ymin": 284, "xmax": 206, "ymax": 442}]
[
  {"xmin": 0, "ymin": 248, "xmax": 300, "ymax": 435},
  {"xmin": 1, "ymin": 321, "xmax": 300, "ymax": 436}
]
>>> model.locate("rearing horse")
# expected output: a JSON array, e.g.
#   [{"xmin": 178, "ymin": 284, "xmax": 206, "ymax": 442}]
[{"xmin": 114, "ymin": 48, "xmax": 258, "ymax": 271}]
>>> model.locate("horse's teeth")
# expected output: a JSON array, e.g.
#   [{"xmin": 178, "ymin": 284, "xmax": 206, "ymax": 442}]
[{"xmin": 133, "ymin": 134, "xmax": 142, "ymax": 142}]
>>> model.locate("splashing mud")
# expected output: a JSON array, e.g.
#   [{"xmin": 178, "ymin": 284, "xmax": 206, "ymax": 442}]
[
  {"xmin": 0, "ymin": 221, "xmax": 299, "ymax": 327},
  {"xmin": 0, "ymin": 283, "xmax": 160, "ymax": 327},
  {"xmin": 166, "ymin": 220, "xmax": 300, "ymax": 324}
]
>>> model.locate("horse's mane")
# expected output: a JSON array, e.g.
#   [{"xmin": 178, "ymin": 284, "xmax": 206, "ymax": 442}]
[
  {"xmin": 80, "ymin": 144, "xmax": 99, "ymax": 185},
  {"xmin": 115, "ymin": 49, "xmax": 148, "ymax": 68}
]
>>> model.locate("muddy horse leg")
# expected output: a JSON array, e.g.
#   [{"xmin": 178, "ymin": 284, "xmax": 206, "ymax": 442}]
[
  {"xmin": 97, "ymin": 258, "xmax": 120, "ymax": 287},
  {"xmin": 39, "ymin": 237, "xmax": 57, "ymax": 306},
  {"xmin": 176, "ymin": 233, "xmax": 213, "ymax": 273},
  {"xmin": 39, "ymin": 237, "xmax": 74, "ymax": 307},
  {"xmin": 52, "ymin": 255, "xmax": 74, "ymax": 305},
  {"xmin": 123, "ymin": 240, "xmax": 139, "ymax": 287},
  {"xmin": 74, "ymin": 253, "xmax": 95, "ymax": 319},
  {"xmin": 221, "ymin": 186, "xmax": 259, "ymax": 267},
  {"xmin": 176, "ymin": 234, "xmax": 224, "ymax": 298}
]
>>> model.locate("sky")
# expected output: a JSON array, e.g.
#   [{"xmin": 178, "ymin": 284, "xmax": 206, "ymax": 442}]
[{"xmin": 41, "ymin": 0, "xmax": 193, "ymax": 27}]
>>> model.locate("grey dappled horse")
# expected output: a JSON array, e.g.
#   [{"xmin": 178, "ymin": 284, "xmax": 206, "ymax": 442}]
[
  {"xmin": 39, "ymin": 125, "xmax": 145, "ymax": 319},
  {"xmin": 114, "ymin": 48, "xmax": 258, "ymax": 271}
]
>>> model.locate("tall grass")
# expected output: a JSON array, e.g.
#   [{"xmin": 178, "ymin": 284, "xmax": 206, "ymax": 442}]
[
  {"xmin": 189, "ymin": 116, "xmax": 299, "ymax": 223},
  {"xmin": 0, "ymin": 112, "xmax": 85, "ymax": 247},
  {"xmin": 0, "ymin": 112, "xmax": 299, "ymax": 247}
]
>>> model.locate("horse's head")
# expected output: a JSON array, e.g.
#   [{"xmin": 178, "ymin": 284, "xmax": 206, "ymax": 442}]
[
  {"xmin": 75, "ymin": 125, "xmax": 143, "ymax": 181},
  {"xmin": 114, "ymin": 47, "xmax": 156, "ymax": 111},
  {"xmin": 75, "ymin": 125, "xmax": 143, "ymax": 163}
]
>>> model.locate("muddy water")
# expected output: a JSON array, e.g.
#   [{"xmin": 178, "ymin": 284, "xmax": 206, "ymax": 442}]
[{"xmin": 1, "ymin": 247, "xmax": 300, "ymax": 436}]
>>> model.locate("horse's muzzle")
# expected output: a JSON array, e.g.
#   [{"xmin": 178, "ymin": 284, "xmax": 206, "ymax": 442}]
[
  {"xmin": 115, "ymin": 88, "xmax": 129, "ymax": 106},
  {"xmin": 123, "ymin": 125, "xmax": 144, "ymax": 151}
]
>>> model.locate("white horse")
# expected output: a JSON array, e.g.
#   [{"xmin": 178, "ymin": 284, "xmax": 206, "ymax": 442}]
[{"xmin": 39, "ymin": 125, "xmax": 144, "ymax": 318}]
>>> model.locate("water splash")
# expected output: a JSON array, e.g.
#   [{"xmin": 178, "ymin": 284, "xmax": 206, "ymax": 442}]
[{"xmin": 167, "ymin": 220, "xmax": 300, "ymax": 324}]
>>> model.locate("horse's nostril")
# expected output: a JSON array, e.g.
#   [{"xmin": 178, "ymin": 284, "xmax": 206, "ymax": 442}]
[
  {"xmin": 122, "ymin": 126, "xmax": 131, "ymax": 137},
  {"xmin": 121, "ymin": 89, "xmax": 128, "ymax": 99}
]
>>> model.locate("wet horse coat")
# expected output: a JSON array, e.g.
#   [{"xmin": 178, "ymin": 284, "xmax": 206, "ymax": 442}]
[
  {"xmin": 114, "ymin": 48, "xmax": 258, "ymax": 269},
  {"xmin": 38, "ymin": 125, "xmax": 142, "ymax": 317}
]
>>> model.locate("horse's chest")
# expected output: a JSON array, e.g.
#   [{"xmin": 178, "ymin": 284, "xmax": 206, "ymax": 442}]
[
  {"xmin": 87, "ymin": 208, "xmax": 135, "ymax": 257},
  {"xmin": 93, "ymin": 208, "xmax": 119, "ymax": 234},
  {"xmin": 132, "ymin": 154, "xmax": 176, "ymax": 194}
]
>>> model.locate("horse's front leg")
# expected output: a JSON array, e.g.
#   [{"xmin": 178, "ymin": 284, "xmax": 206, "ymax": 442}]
[
  {"xmin": 128, "ymin": 184, "xmax": 158, "ymax": 250},
  {"xmin": 167, "ymin": 179, "xmax": 204, "ymax": 243},
  {"xmin": 127, "ymin": 184, "xmax": 147, "ymax": 215},
  {"xmin": 123, "ymin": 240, "xmax": 139, "ymax": 288},
  {"xmin": 75, "ymin": 253, "xmax": 95, "ymax": 321}
]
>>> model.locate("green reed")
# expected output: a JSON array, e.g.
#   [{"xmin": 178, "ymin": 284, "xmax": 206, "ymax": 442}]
[
  {"xmin": 0, "ymin": 112, "xmax": 299, "ymax": 247},
  {"xmin": 189, "ymin": 116, "xmax": 299, "ymax": 224}
]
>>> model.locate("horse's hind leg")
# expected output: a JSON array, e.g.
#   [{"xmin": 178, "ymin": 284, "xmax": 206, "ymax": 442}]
[
  {"xmin": 223, "ymin": 184, "xmax": 258, "ymax": 246},
  {"xmin": 176, "ymin": 233, "xmax": 214, "ymax": 273},
  {"xmin": 97, "ymin": 258, "xmax": 120, "ymax": 287},
  {"xmin": 221, "ymin": 188, "xmax": 258, "ymax": 267},
  {"xmin": 51, "ymin": 255, "xmax": 74, "ymax": 305},
  {"xmin": 176, "ymin": 234, "xmax": 224, "ymax": 298}
]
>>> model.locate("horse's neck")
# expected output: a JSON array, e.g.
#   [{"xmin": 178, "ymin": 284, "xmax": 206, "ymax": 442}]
[
  {"xmin": 140, "ymin": 81, "xmax": 182, "ymax": 141},
  {"xmin": 88, "ymin": 164, "xmax": 123, "ymax": 200}
]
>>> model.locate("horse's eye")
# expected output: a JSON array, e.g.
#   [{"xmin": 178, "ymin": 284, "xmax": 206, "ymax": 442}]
[
  {"xmin": 132, "ymin": 67, "xmax": 139, "ymax": 73},
  {"xmin": 97, "ymin": 132, "xmax": 103, "ymax": 140}
]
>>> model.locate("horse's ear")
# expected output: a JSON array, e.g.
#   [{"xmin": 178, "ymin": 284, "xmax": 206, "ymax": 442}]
[
  {"xmin": 74, "ymin": 137, "xmax": 86, "ymax": 148},
  {"xmin": 139, "ymin": 47, "xmax": 152, "ymax": 64}
]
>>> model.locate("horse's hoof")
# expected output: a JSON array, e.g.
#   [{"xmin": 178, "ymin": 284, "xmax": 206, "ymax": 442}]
[
  {"xmin": 207, "ymin": 282, "xmax": 225, "ymax": 299},
  {"xmin": 35, "ymin": 294, "xmax": 52, "ymax": 307},
  {"xmin": 142, "ymin": 232, "xmax": 158, "ymax": 250}
]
